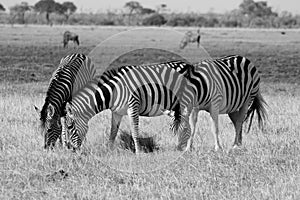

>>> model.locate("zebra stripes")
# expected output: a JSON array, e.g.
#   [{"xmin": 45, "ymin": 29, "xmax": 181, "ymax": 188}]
[
  {"xmin": 63, "ymin": 61, "xmax": 195, "ymax": 152},
  {"xmin": 35, "ymin": 53, "xmax": 96, "ymax": 149},
  {"xmin": 184, "ymin": 55, "xmax": 267, "ymax": 150},
  {"xmin": 61, "ymin": 54, "xmax": 267, "ymax": 152}
]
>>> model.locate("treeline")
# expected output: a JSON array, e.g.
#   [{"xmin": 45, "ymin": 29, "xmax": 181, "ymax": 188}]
[{"xmin": 0, "ymin": 0, "xmax": 300, "ymax": 28}]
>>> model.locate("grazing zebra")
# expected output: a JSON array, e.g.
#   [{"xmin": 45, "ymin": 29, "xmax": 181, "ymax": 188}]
[
  {"xmin": 63, "ymin": 55, "xmax": 267, "ymax": 152},
  {"xmin": 63, "ymin": 61, "xmax": 195, "ymax": 153},
  {"xmin": 63, "ymin": 31, "xmax": 80, "ymax": 48},
  {"xmin": 179, "ymin": 29, "xmax": 201, "ymax": 49},
  {"xmin": 184, "ymin": 55, "xmax": 267, "ymax": 150},
  {"xmin": 34, "ymin": 54, "xmax": 96, "ymax": 149}
]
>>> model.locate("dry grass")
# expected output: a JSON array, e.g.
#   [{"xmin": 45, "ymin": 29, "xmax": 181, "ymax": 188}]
[
  {"xmin": 1, "ymin": 82, "xmax": 300, "ymax": 199},
  {"xmin": 0, "ymin": 26, "xmax": 300, "ymax": 199}
]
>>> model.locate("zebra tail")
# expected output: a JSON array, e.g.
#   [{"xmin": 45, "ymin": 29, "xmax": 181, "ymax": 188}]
[
  {"xmin": 170, "ymin": 104, "xmax": 184, "ymax": 135},
  {"xmin": 245, "ymin": 91, "xmax": 268, "ymax": 133},
  {"xmin": 170, "ymin": 117, "xmax": 183, "ymax": 135}
]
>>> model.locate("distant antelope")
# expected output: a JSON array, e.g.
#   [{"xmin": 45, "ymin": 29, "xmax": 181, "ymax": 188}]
[
  {"xmin": 63, "ymin": 31, "xmax": 80, "ymax": 48},
  {"xmin": 179, "ymin": 29, "xmax": 201, "ymax": 49}
]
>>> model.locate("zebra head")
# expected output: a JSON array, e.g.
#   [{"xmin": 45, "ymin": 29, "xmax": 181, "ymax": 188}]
[
  {"xmin": 34, "ymin": 103, "xmax": 62, "ymax": 149},
  {"xmin": 63, "ymin": 102, "xmax": 88, "ymax": 150}
]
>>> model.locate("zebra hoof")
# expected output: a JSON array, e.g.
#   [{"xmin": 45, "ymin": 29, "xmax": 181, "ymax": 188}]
[
  {"xmin": 232, "ymin": 142, "xmax": 242, "ymax": 149},
  {"xmin": 232, "ymin": 144, "xmax": 241, "ymax": 149},
  {"xmin": 176, "ymin": 145, "xmax": 185, "ymax": 151},
  {"xmin": 214, "ymin": 145, "xmax": 223, "ymax": 152},
  {"xmin": 135, "ymin": 148, "xmax": 143, "ymax": 155}
]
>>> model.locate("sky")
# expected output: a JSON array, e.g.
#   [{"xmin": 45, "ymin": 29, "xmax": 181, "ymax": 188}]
[{"xmin": 1, "ymin": 0, "xmax": 300, "ymax": 14}]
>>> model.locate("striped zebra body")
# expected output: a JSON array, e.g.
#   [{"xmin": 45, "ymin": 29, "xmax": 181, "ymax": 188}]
[
  {"xmin": 185, "ymin": 55, "xmax": 267, "ymax": 150},
  {"xmin": 35, "ymin": 54, "xmax": 96, "ymax": 149},
  {"xmin": 64, "ymin": 61, "xmax": 195, "ymax": 152}
]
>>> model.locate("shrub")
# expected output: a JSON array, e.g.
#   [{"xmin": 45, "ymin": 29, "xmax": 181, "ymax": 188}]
[
  {"xmin": 100, "ymin": 19, "xmax": 115, "ymax": 25},
  {"xmin": 142, "ymin": 13, "xmax": 166, "ymax": 26},
  {"xmin": 166, "ymin": 16, "xmax": 191, "ymax": 26}
]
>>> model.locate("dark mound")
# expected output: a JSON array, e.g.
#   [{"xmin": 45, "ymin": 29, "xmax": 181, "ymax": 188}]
[
  {"xmin": 46, "ymin": 169, "xmax": 68, "ymax": 182},
  {"xmin": 119, "ymin": 131, "xmax": 159, "ymax": 153}
]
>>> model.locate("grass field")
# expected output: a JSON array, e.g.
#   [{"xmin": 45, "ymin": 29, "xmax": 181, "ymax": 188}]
[{"xmin": 0, "ymin": 25, "xmax": 300, "ymax": 199}]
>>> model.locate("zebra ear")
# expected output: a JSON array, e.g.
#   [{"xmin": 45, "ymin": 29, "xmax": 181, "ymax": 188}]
[
  {"xmin": 47, "ymin": 104, "xmax": 55, "ymax": 118},
  {"xmin": 34, "ymin": 105, "xmax": 41, "ymax": 118}
]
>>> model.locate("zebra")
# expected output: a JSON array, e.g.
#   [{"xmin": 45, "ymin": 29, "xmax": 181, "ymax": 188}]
[
  {"xmin": 179, "ymin": 29, "xmax": 201, "ymax": 49},
  {"xmin": 34, "ymin": 54, "xmax": 96, "ymax": 149},
  {"xmin": 63, "ymin": 31, "xmax": 80, "ymax": 48},
  {"xmin": 183, "ymin": 55, "xmax": 267, "ymax": 151},
  {"xmin": 62, "ymin": 60, "xmax": 196, "ymax": 153},
  {"xmin": 63, "ymin": 55, "xmax": 267, "ymax": 152}
]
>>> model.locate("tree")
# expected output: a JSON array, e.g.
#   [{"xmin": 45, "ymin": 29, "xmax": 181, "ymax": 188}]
[
  {"xmin": 124, "ymin": 1, "xmax": 142, "ymax": 25},
  {"xmin": 140, "ymin": 7, "xmax": 155, "ymax": 15},
  {"xmin": 221, "ymin": 10, "xmax": 243, "ymax": 27},
  {"xmin": 34, "ymin": 0, "xmax": 58, "ymax": 25},
  {"xmin": 0, "ymin": 3, "xmax": 5, "ymax": 11},
  {"xmin": 166, "ymin": 16, "xmax": 191, "ymax": 26},
  {"xmin": 239, "ymin": 0, "xmax": 277, "ymax": 18},
  {"xmin": 9, "ymin": 2, "xmax": 31, "ymax": 24},
  {"xmin": 60, "ymin": 1, "xmax": 77, "ymax": 22},
  {"xmin": 142, "ymin": 14, "xmax": 166, "ymax": 26},
  {"xmin": 278, "ymin": 11, "xmax": 297, "ymax": 28}
]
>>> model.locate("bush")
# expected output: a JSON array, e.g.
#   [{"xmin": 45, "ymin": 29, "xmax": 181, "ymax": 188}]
[
  {"xmin": 166, "ymin": 16, "xmax": 191, "ymax": 26},
  {"xmin": 142, "ymin": 14, "xmax": 166, "ymax": 26},
  {"xmin": 100, "ymin": 19, "xmax": 115, "ymax": 26}
]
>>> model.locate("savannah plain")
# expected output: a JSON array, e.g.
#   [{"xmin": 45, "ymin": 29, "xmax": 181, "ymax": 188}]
[{"xmin": 0, "ymin": 25, "xmax": 300, "ymax": 199}]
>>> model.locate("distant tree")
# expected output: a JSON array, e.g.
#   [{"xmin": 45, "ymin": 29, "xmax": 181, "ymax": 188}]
[
  {"xmin": 167, "ymin": 16, "xmax": 191, "ymax": 26},
  {"xmin": 142, "ymin": 13, "xmax": 166, "ymax": 26},
  {"xmin": 9, "ymin": 2, "xmax": 31, "ymax": 24},
  {"xmin": 124, "ymin": 1, "xmax": 142, "ymax": 25},
  {"xmin": 0, "ymin": 3, "xmax": 5, "ymax": 11},
  {"xmin": 60, "ymin": 1, "xmax": 77, "ymax": 22},
  {"xmin": 194, "ymin": 16, "xmax": 208, "ymax": 27},
  {"xmin": 239, "ymin": 0, "xmax": 277, "ymax": 18},
  {"xmin": 278, "ymin": 11, "xmax": 297, "ymax": 28},
  {"xmin": 221, "ymin": 10, "xmax": 243, "ymax": 27},
  {"xmin": 34, "ymin": 0, "xmax": 58, "ymax": 25},
  {"xmin": 140, "ymin": 7, "xmax": 155, "ymax": 15}
]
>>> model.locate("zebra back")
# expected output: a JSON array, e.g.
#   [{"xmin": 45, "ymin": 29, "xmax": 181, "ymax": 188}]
[{"xmin": 99, "ymin": 60, "xmax": 193, "ymax": 84}]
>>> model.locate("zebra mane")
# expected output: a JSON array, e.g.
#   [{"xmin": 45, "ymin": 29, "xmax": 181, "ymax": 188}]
[{"xmin": 40, "ymin": 54, "xmax": 95, "ymax": 128}]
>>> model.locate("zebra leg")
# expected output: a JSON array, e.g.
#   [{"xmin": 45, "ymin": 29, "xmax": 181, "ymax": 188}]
[
  {"xmin": 210, "ymin": 109, "xmax": 222, "ymax": 151},
  {"xmin": 63, "ymin": 40, "xmax": 68, "ymax": 48},
  {"xmin": 228, "ymin": 104, "xmax": 249, "ymax": 148},
  {"xmin": 108, "ymin": 112, "xmax": 123, "ymax": 150},
  {"xmin": 127, "ymin": 99, "xmax": 141, "ymax": 154},
  {"xmin": 60, "ymin": 117, "xmax": 67, "ymax": 148},
  {"xmin": 185, "ymin": 107, "xmax": 199, "ymax": 151},
  {"xmin": 176, "ymin": 121, "xmax": 191, "ymax": 151},
  {"xmin": 176, "ymin": 106, "xmax": 193, "ymax": 151}
]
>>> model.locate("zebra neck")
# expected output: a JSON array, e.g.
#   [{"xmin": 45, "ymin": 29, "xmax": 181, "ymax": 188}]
[
  {"xmin": 71, "ymin": 81, "xmax": 100, "ymax": 123},
  {"xmin": 93, "ymin": 81, "xmax": 114, "ymax": 114}
]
